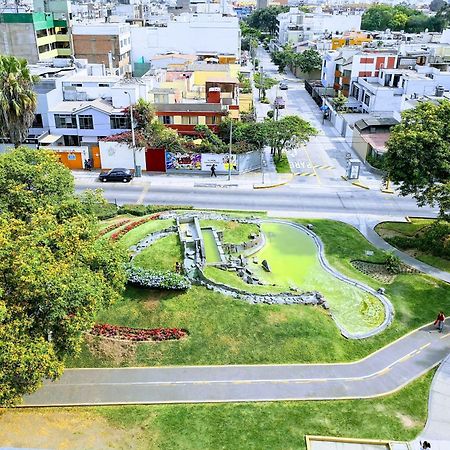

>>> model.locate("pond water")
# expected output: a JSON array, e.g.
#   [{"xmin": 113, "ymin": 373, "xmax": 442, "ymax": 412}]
[
  {"xmin": 202, "ymin": 228, "xmax": 221, "ymax": 264},
  {"xmin": 250, "ymin": 222, "xmax": 385, "ymax": 334}
]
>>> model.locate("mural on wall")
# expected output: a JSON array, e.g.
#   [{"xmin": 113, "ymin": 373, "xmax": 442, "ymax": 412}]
[
  {"xmin": 201, "ymin": 154, "xmax": 238, "ymax": 172},
  {"xmin": 166, "ymin": 152, "xmax": 201, "ymax": 170}
]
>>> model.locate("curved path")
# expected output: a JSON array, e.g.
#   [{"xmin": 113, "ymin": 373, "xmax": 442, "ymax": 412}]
[{"xmin": 23, "ymin": 321, "xmax": 449, "ymax": 406}]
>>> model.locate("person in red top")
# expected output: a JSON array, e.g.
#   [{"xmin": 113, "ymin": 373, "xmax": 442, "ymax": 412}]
[{"xmin": 434, "ymin": 311, "xmax": 445, "ymax": 333}]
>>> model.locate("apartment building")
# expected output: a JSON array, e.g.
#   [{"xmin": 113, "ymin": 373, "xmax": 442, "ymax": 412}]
[
  {"xmin": 0, "ymin": 12, "xmax": 71, "ymax": 63},
  {"xmin": 72, "ymin": 23, "xmax": 131, "ymax": 76}
]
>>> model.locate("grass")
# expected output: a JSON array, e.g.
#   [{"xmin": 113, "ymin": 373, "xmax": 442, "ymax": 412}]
[
  {"xmin": 133, "ymin": 234, "xmax": 183, "ymax": 272},
  {"xmin": 199, "ymin": 219, "xmax": 260, "ymax": 244},
  {"xmin": 375, "ymin": 219, "xmax": 449, "ymax": 272},
  {"xmin": 70, "ymin": 217, "xmax": 450, "ymax": 368},
  {"xmin": 274, "ymin": 153, "xmax": 292, "ymax": 173},
  {"xmin": 118, "ymin": 218, "xmax": 174, "ymax": 249},
  {"xmin": 4, "ymin": 371, "xmax": 432, "ymax": 449}
]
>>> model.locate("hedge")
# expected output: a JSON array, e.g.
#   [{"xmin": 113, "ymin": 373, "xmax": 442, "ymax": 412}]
[
  {"xmin": 118, "ymin": 204, "xmax": 193, "ymax": 216},
  {"xmin": 126, "ymin": 264, "xmax": 191, "ymax": 290}
]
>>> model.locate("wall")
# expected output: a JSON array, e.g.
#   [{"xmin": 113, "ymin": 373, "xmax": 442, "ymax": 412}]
[
  {"xmin": 130, "ymin": 15, "xmax": 240, "ymax": 63},
  {"xmin": 0, "ymin": 22, "xmax": 38, "ymax": 62},
  {"xmin": 99, "ymin": 141, "xmax": 146, "ymax": 170},
  {"xmin": 352, "ymin": 127, "xmax": 369, "ymax": 161}
]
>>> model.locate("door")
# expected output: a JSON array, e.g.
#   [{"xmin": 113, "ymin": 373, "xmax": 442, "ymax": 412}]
[
  {"xmin": 91, "ymin": 146, "xmax": 102, "ymax": 169},
  {"xmin": 145, "ymin": 148, "xmax": 166, "ymax": 172}
]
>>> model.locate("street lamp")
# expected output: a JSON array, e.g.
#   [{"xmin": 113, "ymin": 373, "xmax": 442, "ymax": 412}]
[
  {"xmin": 228, "ymin": 119, "xmax": 233, "ymax": 181},
  {"xmin": 124, "ymin": 90, "xmax": 139, "ymax": 176}
]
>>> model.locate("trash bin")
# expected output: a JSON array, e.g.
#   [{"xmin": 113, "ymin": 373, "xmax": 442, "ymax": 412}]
[{"xmin": 135, "ymin": 165, "xmax": 142, "ymax": 177}]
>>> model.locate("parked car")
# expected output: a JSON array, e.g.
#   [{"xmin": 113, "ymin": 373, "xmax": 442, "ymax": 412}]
[
  {"xmin": 99, "ymin": 168, "xmax": 134, "ymax": 183},
  {"xmin": 274, "ymin": 96, "xmax": 286, "ymax": 109},
  {"xmin": 279, "ymin": 82, "xmax": 288, "ymax": 90}
]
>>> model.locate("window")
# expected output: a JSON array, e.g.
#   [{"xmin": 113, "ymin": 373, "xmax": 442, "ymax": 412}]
[
  {"xmin": 181, "ymin": 116, "xmax": 198, "ymax": 125},
  {"xmin": 154, "ymin": 94, "xmax": 168, "ymax": 103},
  {"xmin": 159, "ymin": 115, "xmax": 173, "ymax": 125},
  {"xmin": 55, "ymin": 114, "xmax": 77, "ymax": 128},
  {"xmin": 206, "ymin": 116, "xmax": 217, "ymax": 125},
  {"xmin": 63, "ymin": 135, "xmax": 80, "ymax": 146},
  {"xmin": 78, "ymin": 115, "xmax": 94, "ymax": 129},
  {"xmin": 55, "ymin": 42, "xmax": 70, "ymax": 49},
  {"xmin": 71, "ymin": 83, "xmax": 82, "ymax": 87},
  {"xmin": 32, "ymin": 113, "xmax": 43, "ymax": 128},
  {"xmin": 99, "ymin": 83, "xmax": 110, "ymax": 87},
  {"xmin": 110, "ymin": 115, "xmax": 131, "ymax": 129},
  {"xmin": 363, "ymin": 94, "xmax": 370, "ymax": 107}
]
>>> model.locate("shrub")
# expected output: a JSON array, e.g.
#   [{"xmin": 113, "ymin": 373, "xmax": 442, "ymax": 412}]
[
  {"xmin": 126, "ymin": 264, "xmax": 191, "ymax": 290},
  {"xmin": 110, "ymin": 213, "xmax": 161, "ymax": 240},
  {"xmin": 91, "ymin": 323, "xmax": 188, "ymax": 342},
  {"xmin": 118, "ymin": 204, "xmax": 148, "ymax": 216},
  {"xmin": 94, "ymin": 203, "xmax": 119, "ymax": 220},
  {"xmin": 98, "ymin": 219, "xmax": 131, "ymax": 237},
  {"xmin": 146, "ymin": 204, "xmax": 193, "ymax": 214},
  {"xmin": 385, "ymin": 252, "xmax": 402, "ymax": 274}
]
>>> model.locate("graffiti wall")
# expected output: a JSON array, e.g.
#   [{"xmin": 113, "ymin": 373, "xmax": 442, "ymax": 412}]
[{"xmin": 166, "ymin": 152, "xmax": 201, "ymax": 170}]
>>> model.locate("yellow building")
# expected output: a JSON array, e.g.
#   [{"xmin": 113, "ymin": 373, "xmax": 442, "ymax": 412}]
[{"xmin": 332, "ymin": 33, "xmax": 372, "ymax": 50}]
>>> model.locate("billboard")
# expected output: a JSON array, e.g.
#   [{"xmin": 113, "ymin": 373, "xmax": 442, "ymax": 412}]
[
  {"xmin": 201, "ymin": 153, "xmax": 238, "ymax": 172},
  {"xmin": 166, "ymin": 152, "xmax": 201, "ymax": 170}
]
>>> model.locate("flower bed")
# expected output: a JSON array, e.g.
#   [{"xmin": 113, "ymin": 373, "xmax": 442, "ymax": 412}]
[
  {"xmin": 99, "ymin": 219, "xmax": 131, "ymax": 237},
  {"xmin": 126, "ymin": 264, "xmax": 191, "ymax": 290},
  {"xmin": 91, "ymin": 323, "xmax": 188, "ymax": 342},
  {"xmin": 111, "ymin": 213, "xmax": 162, "ymax": 241}
]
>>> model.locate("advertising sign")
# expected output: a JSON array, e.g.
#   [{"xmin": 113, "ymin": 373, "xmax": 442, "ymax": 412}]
[
  {"xmin": 201, "ymin": 153, "xmax": 238, "ymax": 172},
  {"xmin": 166, "ymin": 152, "xmax": 201, "ymax": 170}
]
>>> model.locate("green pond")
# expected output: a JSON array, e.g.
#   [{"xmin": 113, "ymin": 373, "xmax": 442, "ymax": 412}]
[
  {"xmin": 202, "ymin": 228, "xmax": 221, "ymax": 264},
  {"xmin": 210, "ymin": 222, "xmax": 385, "ymax": 335}
]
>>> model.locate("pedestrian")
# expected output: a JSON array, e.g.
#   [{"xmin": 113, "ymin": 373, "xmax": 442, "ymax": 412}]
[
  {"xmin": 88, "ymin": 158, "xmax": 93, "ymax": 171},
  {"xmin": 420, "ymin": 441, "xmax": 431, "ymax": 449},
  {"xmin": 210, "ymin": 164, "xmax": 217, "ymax": 178},
  {"xmin": 434, "ymin": 311, "xmax": 445, "ymax": 333},
  {"xmin": 84, "ymin": 159, "xmax": 89, "ymax": 170}
]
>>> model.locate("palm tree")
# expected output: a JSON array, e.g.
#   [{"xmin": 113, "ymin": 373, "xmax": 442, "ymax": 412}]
[{"xmin": 0, "ymin": 55, "xmax": 38, "ymax": 148}]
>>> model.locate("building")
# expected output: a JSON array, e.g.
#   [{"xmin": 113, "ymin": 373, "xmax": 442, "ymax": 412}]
[
  {"xmin": 331, "ymin": 32, "xmax": 372, "ymax": 50},
  {"xmin": 130, "ymin": 13, "xmax": 240, "ymax": 71},
  {"xmin": 72, "ymin": 23, "xmax": 132, "ymax": 76},
  {"xmin": 276, "ymin": 8, "xmax": 361, "ymax": 46},
  {"xmin": 0, "ymin": 12, "xmax": 71, "ymax": 63}
]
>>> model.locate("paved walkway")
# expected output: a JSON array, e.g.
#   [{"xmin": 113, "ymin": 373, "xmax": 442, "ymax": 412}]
[{"xmin": 23, "ymin": 322, "xmax": 450, "ymax": 406}]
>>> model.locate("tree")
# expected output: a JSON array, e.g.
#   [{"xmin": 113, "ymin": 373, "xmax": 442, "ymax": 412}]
[
  {"xmin": 246, "ymin": 6, "xmax": 289, "ymax": 35},
  {"xmin": 0, "ymin": 147, "xmax": 74, "ymax": 221},
  {"xmin": 333, "ymin": 92, "xmax": 348, "ymax": 112},
  {"xmin": 384, "ymin": 100, "xmax": 450, "ymax": 219},
  {"xmin": 292, "ymin": 49, "xmax": 322, "ymax": 75},
  {"xmin": 430, "ymin": 0, "xmax": 447, "ymax": 12},
  {"xmin": 0, "ymin": 55, "xmax": 38, "ymax": 148},
  {"xmin": 0, "ymin": 147, "xmax": 127, "ymax": 405},
  {"xmin": 253, "ymin": 72, "xmax": 278, "ymax": 100},
  {"xmin": 263, "ymin": 115, "xmax": 317, "ymax": 161},
  {"xmin": 271, "ymin": 46, "xmax": 295, "ymax": 73}
]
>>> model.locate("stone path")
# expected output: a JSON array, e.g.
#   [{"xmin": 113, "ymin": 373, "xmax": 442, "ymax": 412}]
[{"xmin": 23, "ymin": 321, "xmax": 449, "ymax": 407}]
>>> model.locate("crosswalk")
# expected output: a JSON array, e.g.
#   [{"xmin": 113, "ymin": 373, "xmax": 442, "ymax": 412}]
[{"xmin": 297, "ymin": 172, "xmax": 316, "ymax": 177}]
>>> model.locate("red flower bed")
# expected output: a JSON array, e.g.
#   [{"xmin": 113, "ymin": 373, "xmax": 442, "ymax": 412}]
[
  {"xmin": 110, "ymin": 213, "xmax": 162, "ymax": 241},
  {"xmin": 98, "ymin": 219, "xmax": 131, "ymax": 237},
  {"xmin": 91, "ymin": 323, "xmax": 188, "ymax": 342}
]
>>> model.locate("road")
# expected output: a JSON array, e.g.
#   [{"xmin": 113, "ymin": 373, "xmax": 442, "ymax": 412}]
[{"xmin": 24, "ymin": 322, "xmax": 450, "ymax": 406}]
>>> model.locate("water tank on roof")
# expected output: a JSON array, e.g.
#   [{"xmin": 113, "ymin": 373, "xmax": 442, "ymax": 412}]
[{"xmin": 435, "ymin": 85, "xmax": 444, "ymax": 97}]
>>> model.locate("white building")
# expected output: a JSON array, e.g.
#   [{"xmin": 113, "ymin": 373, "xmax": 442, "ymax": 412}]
[
  {"xmin": 130, "ymin": 13, "xmax": 240, "ymax": 65},
  {"xmin": 277, "ymin": 7, "xmax": 361, "ymax": 46}
]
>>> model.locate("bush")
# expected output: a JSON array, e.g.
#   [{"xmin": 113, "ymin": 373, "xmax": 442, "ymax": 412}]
[
  {"xmin": 91, "ymin": 323, "xmax": 188, "ymax": 342},
  {"xmin": 146, "ymin": 205, "xmax": 193, "ymax": 214},
  {"xmin": 126, "ymin": 264, "xmax": 191, "ymax": 290},
  {"xmin": 260, "ymin": 97, "xmax": 270, "ymax": 104},
  {"xmin": 385, "ymin": 252, "xmax": 402, "ymax": 274}
]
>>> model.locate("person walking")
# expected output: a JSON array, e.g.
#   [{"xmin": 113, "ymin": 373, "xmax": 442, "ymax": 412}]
[
  {"xmin": 420, "ymin": 441, "xmax": 431, "ymax": 449},
  {"xmin": 210, "ymin": 164, "xmax": 217, "ymax": 177},
  {"xmin": 434, "ymin": 311, "xmax": 445, "ymax": 333}
]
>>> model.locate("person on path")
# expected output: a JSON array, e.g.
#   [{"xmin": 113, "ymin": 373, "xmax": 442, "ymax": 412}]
[
  {"xmin": 420, "ymin": 441, "xmax": 431, "ymax": 449},
  {"xmin": 210, "ymin": 164, "xmax": 217, "ymax": 177},
  {"xmin": 434, "ymin": 311, "xmax": 445, "ymax": 333}
]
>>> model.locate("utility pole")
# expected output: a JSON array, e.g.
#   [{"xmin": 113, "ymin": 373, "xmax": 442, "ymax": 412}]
[
  {"xmin": 124, "ymin": 91, "xmax": 139, "ymax": 176},
  {"xmin": 228, "ymin": 119, "xmax": 233, "ymax": 181}
]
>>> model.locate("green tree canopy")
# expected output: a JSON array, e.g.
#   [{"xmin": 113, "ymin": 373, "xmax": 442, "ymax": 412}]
[
  {"xmin": 384, "ymin": 100, "xmax": 450, "ymax": 219},
  {"xmin": 430, "ymin": 0, "xmax": 447, "ymax": 12},
  {"xmin": 0, "ymin": 147, "xmax": 127, "ymax": 406},
  {"xmin": 292, "ymin": 49, "xmax": 322, "ymax": 74},
  {"xmin": 263, "ymin": 115, "xmax": 317, "ymax": 160},
  {"xmin": 246, "ymin": 6, "xmax": 289, "ymax": 35},
  {"xmin": 0, "ymin": 55, "xmax": 38, "ymax": 148}
]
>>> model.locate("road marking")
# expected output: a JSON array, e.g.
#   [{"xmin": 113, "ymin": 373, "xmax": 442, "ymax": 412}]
[
  {"xmin": 313, "ymin": 165, "xmax": 335, "ymax": 170},
  {"xmin": 303, "ymin": 147, "xmax": 321, "ymax": 185},
  {"xmin": 419, "ymin": 343, "xmax": 431, "ymax": 350},
  {"xmin": 298, "ymin": 172, "xmax": 317, "ymax": 177},
  {"xmin": 440, "ymin": 332, "xmax": 450, "ymax": 339},
  {"xmin": 136, "ymin": 184, "xmax": 150, "ymax": 204}
]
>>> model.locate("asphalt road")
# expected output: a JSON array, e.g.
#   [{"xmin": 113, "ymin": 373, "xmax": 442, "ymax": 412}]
[
  {"xmin": 75, "ymin": 178, "xmax": 436, "ymax": 218},
  {"xmin": 23, "ymin": 323, "xmax": 450, "ymax": 406}
]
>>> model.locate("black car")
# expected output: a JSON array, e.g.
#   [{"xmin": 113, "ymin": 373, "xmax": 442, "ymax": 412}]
[{"xmin": 99, "ymin": 168, "xmax": 133, "ymax": 183}]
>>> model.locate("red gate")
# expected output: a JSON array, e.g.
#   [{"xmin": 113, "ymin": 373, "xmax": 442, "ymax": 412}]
[{"xmin": 145, "ymin": 148, "xmax": 166, "ymax": 172}]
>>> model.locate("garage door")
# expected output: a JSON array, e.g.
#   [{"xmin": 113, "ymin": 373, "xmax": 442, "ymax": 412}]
[{"xmin": 145, "ymin": 148, "xmax": 166, "ymax": 172}]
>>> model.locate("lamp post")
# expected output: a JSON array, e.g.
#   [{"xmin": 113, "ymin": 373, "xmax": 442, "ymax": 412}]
[
  {"xmin": 124, "ymin": 90, "xmax": 139, "ymax": 176},
  {"xmin": 228, "ymin": 119, "xmax": 233, "ymax": 181}
]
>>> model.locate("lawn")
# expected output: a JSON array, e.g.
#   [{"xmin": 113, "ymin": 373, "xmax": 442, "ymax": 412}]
[
  {"xmin": 118, "ymin": 218, "xmax": 174, "ymax": 249},
  {"xmin": 274, "ymin": 153, "xmax": 291, "ymax": 173},
  {"xmin": 375, "ymin": 219, "xmax": 449, "ymax": 272},
  {"xmin": 133, "ymin": 234, "xmax": 183, "ymax": 272},
  {"xmin": 69, "ymin": 217, "xmax": 450, "ymax": 368},
  {"xmin": 2, "ymin": 371, "xmax": 432, "ymax": 449},
  {"xmin": 199, "ymin": 219, "xmax": 260, "ymax": 244}
]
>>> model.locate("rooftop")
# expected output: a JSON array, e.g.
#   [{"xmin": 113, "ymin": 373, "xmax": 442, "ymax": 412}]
[
  {"xmin": 155, "ymin": 103, "xmax": 227, "ymax": 113},
  {"xmin": 354, "ymin": 117, "xmax": 399, "ymax": 131}
]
